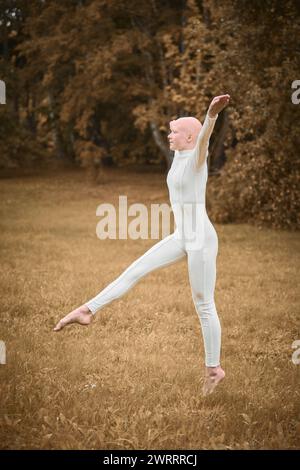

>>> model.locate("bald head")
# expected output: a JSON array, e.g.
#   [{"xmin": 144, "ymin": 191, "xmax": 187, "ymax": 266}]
[
  {"xmin": 175, "ymin": 117, "xmax": 202, "ymax": 134},
  {"xmin": 169, "ymin": 116, "xmax": 202, "ymax": 149}
]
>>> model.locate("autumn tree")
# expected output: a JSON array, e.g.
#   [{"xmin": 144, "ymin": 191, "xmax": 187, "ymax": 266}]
[{"xmin": 0, "ymin": 0, "xmax": 299, "ymax": 228}]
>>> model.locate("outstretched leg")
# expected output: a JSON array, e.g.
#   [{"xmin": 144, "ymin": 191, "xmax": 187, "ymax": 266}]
[{"xmin": 54, "ymin": 233, "xmax": 186, "ymax": 331}]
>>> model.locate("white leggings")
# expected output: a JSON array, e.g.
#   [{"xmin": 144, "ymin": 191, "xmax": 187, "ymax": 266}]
[{"xmin": 85, "ymin": 216, "xmax": 221, "ymax": 367}]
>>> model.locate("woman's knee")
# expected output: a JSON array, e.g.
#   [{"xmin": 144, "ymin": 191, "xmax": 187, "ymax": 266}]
[{"xmin": 193, "ymin": 295, "xmax": 217, "ymax": 314}]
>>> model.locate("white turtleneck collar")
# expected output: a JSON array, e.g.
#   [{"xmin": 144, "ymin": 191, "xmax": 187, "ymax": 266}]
[{"xmin": 175, "ymin": 147, "xmax": 195, "ymax": 158}]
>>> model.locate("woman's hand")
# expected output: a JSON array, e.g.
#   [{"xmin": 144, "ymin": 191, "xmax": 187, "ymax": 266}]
[{"xmin": 208, "ymin": 94, "xmax": 230, "ymax": 118}]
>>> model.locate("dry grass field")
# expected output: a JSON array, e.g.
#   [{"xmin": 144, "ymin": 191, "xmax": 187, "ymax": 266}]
[{"xmin": 0, "ymin": 167, "xmax": 299, "ymax": 450}]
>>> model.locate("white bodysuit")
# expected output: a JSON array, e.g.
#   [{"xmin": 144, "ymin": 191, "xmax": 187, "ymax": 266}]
[{"xmin": 85, "ymin": 112, "xmax": 221, "ymax": 368}]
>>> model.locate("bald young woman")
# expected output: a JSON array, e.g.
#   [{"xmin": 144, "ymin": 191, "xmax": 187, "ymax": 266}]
[{"xmin": 54, "ymin": 94, "xmax": 231, "ymax": 396}]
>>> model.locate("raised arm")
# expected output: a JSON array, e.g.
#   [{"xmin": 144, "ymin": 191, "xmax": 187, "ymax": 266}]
[
  {"xmin": 193, "ymin": 112, "xmax": 218, "ymax": 171},
  {"xmin": 193, "ymin": 94, "xmax": 231, "ymax": 172}
]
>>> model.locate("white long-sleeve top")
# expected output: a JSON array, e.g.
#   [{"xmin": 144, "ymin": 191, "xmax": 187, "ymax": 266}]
[{"xmin": 166, "ymin": 112, "xmax": 218, "ymax": 250}]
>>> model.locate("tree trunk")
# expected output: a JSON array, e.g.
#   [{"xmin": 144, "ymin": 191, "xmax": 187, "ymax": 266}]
[
  {"xmin": 47, "ymin": 89, "xmax": 65, "ymax": 159},
  {"xmin": 149, "ymin": 119, "xmax": 173, "ymax": 169},
  {"xmin": 208, "ymin": 111, "xmax": 229, "ymax": 173},
  {"xmin": 26, "ymin": 89, "xmax": 37, "ymax": 135},
  {"xmin": 130, "ymin": 13, "xmax": 173, "ymax": 169}
]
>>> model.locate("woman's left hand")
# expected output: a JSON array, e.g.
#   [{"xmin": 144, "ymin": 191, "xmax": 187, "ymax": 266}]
[{"xmin": 208, "ymin": 94, "xmax": 230, "ymax": 118}]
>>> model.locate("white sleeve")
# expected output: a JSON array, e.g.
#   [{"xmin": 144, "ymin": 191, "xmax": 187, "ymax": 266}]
[{"xmin": 191, "ymin": 112, "xmax": 218, "ymax": 172}]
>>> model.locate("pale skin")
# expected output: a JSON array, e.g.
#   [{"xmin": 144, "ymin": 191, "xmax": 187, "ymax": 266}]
[{"xmin": 53, "ymin": 94, "xmax": 231, "ymax": 396}]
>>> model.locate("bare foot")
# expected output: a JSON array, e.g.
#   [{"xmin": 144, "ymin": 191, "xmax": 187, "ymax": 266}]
[
  {"xmin": 53, "ymin": 305, "xmax": 93, "ymax": 332},
  {"xmin": 202, "ymin": 365, "xmax": 225, "ymax": 396}
]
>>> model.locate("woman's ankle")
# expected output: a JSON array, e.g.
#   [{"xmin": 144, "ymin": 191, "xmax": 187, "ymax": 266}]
[
  {"xmin": 205, "ymin": 365, "xmax": 223, "ymax": 375},
  {"xmin": 81, "ymin": 304, "xmax": 92, "ymax": 314}
]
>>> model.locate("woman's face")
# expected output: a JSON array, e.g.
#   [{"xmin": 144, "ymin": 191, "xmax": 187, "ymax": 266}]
[{"xmin": 168, "ymin": 120, "xmax": 188, "ymax": 151}]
